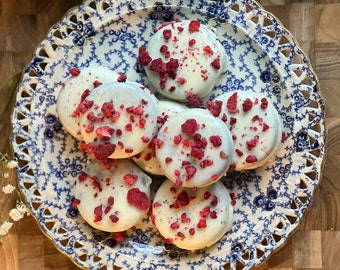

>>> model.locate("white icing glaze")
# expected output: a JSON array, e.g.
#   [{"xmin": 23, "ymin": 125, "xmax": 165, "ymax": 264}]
[
  {"xmin": 133, "ymin": 100, "xmax": 187, "ymax": 175},
  {"xmin": 78, "ymin": 81, "xmax": 160, "ymax": 159},
  {"xmin": 210, "ymin": 91, "xmax": 283, "ymax": 170},
  {"xmin": 139, "ymin": 20, "xmax": 227, "ymax": 101},
  {"xmin": 155, "ymin": 108, "xmax": 233, "ymax": 188},
  {"xmin": 74, "ymin": 158, "xmax": 152, "ymax": 232},
  {"xmin": 57, "ymin": 66, "xmax": 120, "ymax": 140},
  {"xmin": 152, "ymin": 179, "xmax": 233, "ymax": 250}
]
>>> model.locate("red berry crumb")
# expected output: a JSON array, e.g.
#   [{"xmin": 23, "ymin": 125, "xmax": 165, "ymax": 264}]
[
  {"xmin": 199, "ymin": 206, "xmax": 210, "ymax": 217},
  {"xmin": 261, "ymin": 98, "xmax": 268, "ymax": 109},
  {"xmin": 197, "ymin": 218, "xmax": 207, "ymax": 228},
  {"xmin": 211, "ymin": 57, "xmax": 221, "ymax": 70},
  {"xmin": 123, "ymin": 173, "xmax": 138, "ymax": 185},
  {"xmin": 69, "ymin": 67, "xmax": 81, "ymax": 76},
  {"xmin": 185, "ymin": 165, "xmax": 197, "ymax": 179},
  {"xmin": 109, "ymin": 214, "xmax": 119, "ymax": 223},
  {"xmin": 113, "ymin": 231, "xmax": 126, "ymax": 242},
  {"xmin": 227, "ymin": 92, "xmax": 239, "ymax": 114},
  {"xmin": 186, "ymin": 93, "xmax": 204, "ymax": 107},
  {"xmin": 138, "ymin": 46, "xmax": 152, "ymax": 66},
  {"xmin": 245, "ymin": 155, "xmax": 258, "ymax": 163},
  {"xmin": 188, "ymin": 20, "xmax": 200, "ymax": 32},
  {"xmin": 108, "ymin": 196, "xmax": 114, "ymax": 206},
  {"xmin": 181, "ymin": 118, "xmax": 199, "ymax": 136},
  {"xmin": 242, "ymin": 98, "xmax": 253, "ymax": 112},
  {"xmin": 209, "ymin": 135, "xmax": 222, "ymax": 147},
  {"xmin": 207, "ymin": 100, "xmax": 222, "ymax": 117},
  {"xmin": 163, "ymin": 29, "xmax": 172, "ymax": 40},
  {"xmin": 170, "ymin": 191, "xmax": 190, "ymax": 209},
  {"xmin": 72, "ymin": 198, "xmax": 81, "ymax": 208},
  {"xmin": 93, "ymin": 205, "xmax": 103, "ymax": 222},
  {"xmin": 127, "ymin": 188, "xmax": 150, "ymax": 210},
  {"xmin": 93, "ymin": 143, "xmax": 116, "ymax": 160},
  {"xmin": 170, "ymin": 222, "xmax": 180, "ymax": 230}
]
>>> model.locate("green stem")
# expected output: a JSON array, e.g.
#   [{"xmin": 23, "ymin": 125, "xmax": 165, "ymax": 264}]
[{"xmin": 0, "ymin": 69, "xmax": 23, "ymax": 124}]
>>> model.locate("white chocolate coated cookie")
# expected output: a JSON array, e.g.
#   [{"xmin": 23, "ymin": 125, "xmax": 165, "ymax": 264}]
[
  {"xmin": 133, "ymin": 100, "xmax": 187, "ymax": 175},
  {"xmin": 57, "ymin": 66, "xmax": 121, "ymax": 140},
  {"xmin": 78, "ymin": 81, "xmax": 160, "ymax": 160},
  {"xmin": 73, "ymin": 158, "xmax": 152, "ymax": 232},
  {"xmin": 138, "ymin": 20, "xmax": 227, "ymax": 101},
  {"xmin": 155, "ymin": 108, "xmax": 233, "ymax": 188},
  {"xmin": 152, "ymin": 179, "xmax": 233, "ymax": 250},
  {"xmin": 209, "ymin": 91, "xmax": 283, "ymax": 170}
]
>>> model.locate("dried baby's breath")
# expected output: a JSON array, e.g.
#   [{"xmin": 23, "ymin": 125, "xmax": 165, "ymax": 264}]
[{"xmin": 0, "ymin": 69, "xmax": 28, "ymax": 243}]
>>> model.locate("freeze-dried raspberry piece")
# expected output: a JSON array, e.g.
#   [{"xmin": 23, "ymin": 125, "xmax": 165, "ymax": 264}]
[
  {"xmin": 93, "ymin": 143, "xmax": 116, "ymax": 160},
  {"xmin": 113, "ymin": 231, "xmax": 126, "ymax": 242},
  {"xmin": 123, "ymin": 173, "xmax": 138, "ymax": 185},
  {"xmin": 69, "ymin": 67, "xmax": 81, "ymax": 76},
  {"xmin": 109, "ymin": 214, "xmax": 119, "ymax": 223},
  {"xmin": 170, "ymin": 222, "xmax": 180, "ymax": 230},
  {"xmin": 188, "ymin": 38, "xmax": 196, "ymax": 47},
  {"xmin": 170, "ymin": 191, "xmax": 190, "ymax": 209},
  {"xmin": 93, "ymin": 205, "xmax": 103, "ymax": 222},
  {"xmin": 200, "ymin": 159, "xmax": 213, "ymax": 168},
  {"xmin": 95, "ymin": 126, "xmax": 114, "ymax": 140},
  {"xmin": 181, "ymin": 118, "xmax": 198, "ymax": 136},
  {"xmin": 166, "ymin": 58, "xmax": 179, "ymax": 80},
  {"xmin": 190, "ymin": 146, "xmax": 204, "ymax": 160},
  {"xmin": 150, "ymin": 58, "xmax": 164, "ymax": 73},
  {"xmin": 72, "ymin": 198, "xmax": 81, "ymax": 208},
  {"xmin": 138, "ymin": 46, "xmax": 152, "ymax": 66},
  {"xmin": 246, "ymin": 135, "xmax": 259, "ymax": 151},
  {"xmin": 181, "ymin": 213, "xmax": 191, "ymax": 223},
  {"xmin": 245, "ymin": 155, "xmax": 258, "ymax": 163},
  {"xmin": 186, "ymin": 92, "xmax": 204, "ymax": 107},
  {"xmin": 80, "ymin": 89, "xmax": 91, "ymax": 102},
  {"xmin": 127, "ymin": 188, "xmax": 150, "ymax": 210},
  {"xmin": 210, "ymin": 57, "xmax": 221, "ymax": 70},
  {"xmin": 185, "ymin": 165, "xmax": 197, "ymax": 179},
  {"xmin": 262, "ymin": 122, "xmax": 269, "ymax": 132},
  {"xmin": 242, "ymin": 98, "xmax": 253, "ymax": 112},
  {"xmin": 188, "ymin": 20, "xmax": 200, "ymax": 32},
  {"xmin": 207, "ymin": 100, "xmax": 222, "ymax": 117},
  {"xmin": 107, "ymin": 196, "xmax": 114, "ymax": 206},
  {"xmin": 209, "ymin": 135, "xmax": 222, "ymax": 147},
  {"xmin": 197, "ymin": 218, "xmax": 207, "ymax": 228},
  {"xmin": 261, "ymin": 97, "xmax": 268, "ymax": 109},
  {"xmin": 227, "ymin": 92, "xmax": 239, "ymax": 114},
  {"xmin": 117, "ymin": 73, "xmax": 127, "ymax": 82},
  {"xmin": 203, "ymin": 45, "xmax": 213, "ymax": 55},
  {"xmin": 199, "ymin": 206, "xmax": 210, "ymax": 217},
  {"xmin": 163, "ymin": 29, "xmax": 172, "ymax": 40}
]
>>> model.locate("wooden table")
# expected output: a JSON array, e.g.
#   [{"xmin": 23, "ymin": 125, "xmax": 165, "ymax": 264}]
[{"xmin": 0, "ymin": 0, "xmax": 339, "ymax": 269}]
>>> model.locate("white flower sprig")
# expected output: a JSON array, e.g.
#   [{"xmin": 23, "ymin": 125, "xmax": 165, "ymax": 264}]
[{"xmin": 0, "ymin": 152, "xmax": 30, "ymax": 243}]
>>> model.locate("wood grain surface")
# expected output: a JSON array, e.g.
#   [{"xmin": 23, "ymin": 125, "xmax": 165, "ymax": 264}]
[{"xmin": 0, "ymin": 0, "xmax": 339, "ymax": 269}]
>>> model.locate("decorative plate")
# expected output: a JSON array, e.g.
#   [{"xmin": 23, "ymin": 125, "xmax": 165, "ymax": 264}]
[{"xmin": 11, "ymin": 0, "xmax": 326, "ymax": 269}]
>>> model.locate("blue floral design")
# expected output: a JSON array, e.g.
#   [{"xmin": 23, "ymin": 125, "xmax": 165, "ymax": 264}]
[
  {"xmin": 164, "ymin": 243, "xmax": 188, "ymax": 260},
  {"xmin": 72, "ymin": 20, "xmax": 96, "ymax": 46},
  {"xmin": 44, "ymin": 114, "xmax": 62, "ymax": 139},
  {"xmin": 132, "ymin": 229, "xmax": 149, "ymax": 245},
  {"xmin": 148, "ymin": 2, "xmax": 174, "ymax": 22},
  {"xmin": 207, "ymin": 0, "xmax": 229, "ymax": 23},
  {"xmin": 253, "ymin": 188, "xmax": 278, "ymax": 211},
  {"xmin": 66, "ymin": 197, "xmax": 79, "ymax": 219}
]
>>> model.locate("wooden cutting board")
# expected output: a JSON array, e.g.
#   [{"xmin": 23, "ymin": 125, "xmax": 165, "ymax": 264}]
[{"xmin": 0, "ymin": 0, "xmax": 339, "ymax": 269}]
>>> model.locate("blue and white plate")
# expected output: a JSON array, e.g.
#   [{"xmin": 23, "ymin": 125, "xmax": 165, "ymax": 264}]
[{"xmin": 11, "ymin": 0, "xmax": 326, "ymax": 269}]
